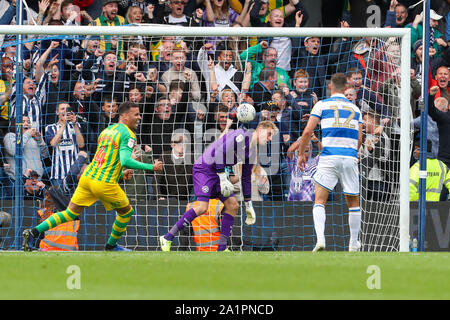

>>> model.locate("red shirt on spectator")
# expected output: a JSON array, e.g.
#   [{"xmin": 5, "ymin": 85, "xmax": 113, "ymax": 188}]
[{"xmin": 73, "ymin": 0, "xmax": 94, "ymax": 10}]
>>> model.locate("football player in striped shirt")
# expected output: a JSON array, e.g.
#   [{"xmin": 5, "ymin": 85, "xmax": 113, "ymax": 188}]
[
  {"xmin": 297, "ymin": 73, "xmax": 363, "ymax": 252},
  {"xmin": 23, "ymin": 101, "xmax": 163, "ymax": 251}
]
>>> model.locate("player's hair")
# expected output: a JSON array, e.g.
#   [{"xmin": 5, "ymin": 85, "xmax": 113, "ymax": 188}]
[
  {"xmin": 256, "ymin": 120, "xmax": 279, "ymax": 133},
  {"xmin": 118, "ymin": 101, "xmax": 139, "ymax": 115},
  {"xmin": 330, "ymin": 73, "xmax": 348, "ymax": 91},
  {"xmin": 294, "ymin": 69, "xmax": 309, "ymax": 80}
]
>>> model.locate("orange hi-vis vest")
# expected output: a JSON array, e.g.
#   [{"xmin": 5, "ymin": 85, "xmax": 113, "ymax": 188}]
[
  {"xmin": 188, "ymin": 200, "xmax": 224, "ymax": 252},
  {"xmin": 37, "ymin": 210, "xmax": 80, "ymax": 251}
]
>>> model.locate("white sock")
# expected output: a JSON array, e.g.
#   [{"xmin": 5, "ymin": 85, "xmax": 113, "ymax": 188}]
[
  {"xmin": 313, "ymin": 204, "xmax": 326, "ymax": 244},
  {"xmin": 348, "ymin": 207, "xmax": 361, "ymax": 246}
]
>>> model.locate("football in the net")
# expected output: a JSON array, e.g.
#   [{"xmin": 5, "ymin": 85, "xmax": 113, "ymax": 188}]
[{"xmin": 236, "ymin": 103, "xmax": 256, "ymax": 123}]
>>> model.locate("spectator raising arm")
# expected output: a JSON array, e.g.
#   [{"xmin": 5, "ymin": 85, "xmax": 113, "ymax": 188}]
[
  {"xmin": 0, "ymin": 0, "xmax": 16, "ymax": 25},
  {"xmin": 34, "ymin": 41, "xmax": 60, "ymax": 84}
]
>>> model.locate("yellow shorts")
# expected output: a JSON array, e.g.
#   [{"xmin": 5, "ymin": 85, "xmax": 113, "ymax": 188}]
[{"xmin": 71, "ymin": 175, "xmax": 130, "ymax": 211}]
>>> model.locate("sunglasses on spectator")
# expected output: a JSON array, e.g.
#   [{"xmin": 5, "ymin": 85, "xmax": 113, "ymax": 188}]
[{"xmin": 172, "ymin": 1, "xmax": 185, "ymax": 4}]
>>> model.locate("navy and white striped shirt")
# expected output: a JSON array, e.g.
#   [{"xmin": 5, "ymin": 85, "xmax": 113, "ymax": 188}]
[
  {"xmin": 10, "ymin": 72, "xmax": 48, "ymax": 131},
  {"xmin": 45, "ymin": 122, "xmax": 81, "ymax": 180}
]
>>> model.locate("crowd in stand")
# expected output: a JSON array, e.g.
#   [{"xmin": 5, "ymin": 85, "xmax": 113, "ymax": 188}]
[{"xmin": 0, "ymin": 0, "xmax": 449, "ymax": 203}]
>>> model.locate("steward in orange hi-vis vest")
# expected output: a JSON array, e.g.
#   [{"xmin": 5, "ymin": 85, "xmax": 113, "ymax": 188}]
[
  {"xmin": 38, "ymin": 209, "xmax": 79, "ymax": 251},
  {"xmin": 37, "ymin": 187, "xmax": 79, "ymax": 251},
  {"xmin": 187, "ymin": 199, "xmax": 224, "ymax": 252}
]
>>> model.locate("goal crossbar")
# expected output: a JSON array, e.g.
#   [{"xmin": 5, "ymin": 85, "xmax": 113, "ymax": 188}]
[
  {"xmin": 3, "ymin": 25, "xmax": 411, "ymax": 252},
  {"xmin": 0, "ymin": 25, "xmax": 411, "ymax": 38}
]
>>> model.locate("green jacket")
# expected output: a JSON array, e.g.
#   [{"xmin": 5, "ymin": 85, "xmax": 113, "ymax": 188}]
[
  {"xmin": 407, "ymin": 22, "xmax": 443, "ymax": 58},
  {"xmin": 240, "ymin": 43, "xmax": 291, "ymax": 90}
]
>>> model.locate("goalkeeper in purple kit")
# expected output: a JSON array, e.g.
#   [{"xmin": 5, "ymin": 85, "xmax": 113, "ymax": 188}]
[{"xmin": 160, "ymin": 121, "xmax": 278, "ymax": 252}]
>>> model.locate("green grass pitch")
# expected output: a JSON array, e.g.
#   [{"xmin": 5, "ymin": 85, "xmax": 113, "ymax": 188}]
[{"xmin": 1, "ymin": 251, "xmax": 449, "ymax": 300}]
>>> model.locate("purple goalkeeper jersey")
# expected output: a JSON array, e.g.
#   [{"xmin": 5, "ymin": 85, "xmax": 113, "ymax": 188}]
[
  {"xmin": 287, "ymin": 155, "xmax": 319, "ymax": 201},
  {"xmin": 194, "ymin": 129, "xmax": 256, "ymax": 199}
]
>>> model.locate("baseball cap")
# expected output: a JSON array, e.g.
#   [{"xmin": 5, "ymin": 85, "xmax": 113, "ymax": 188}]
[
  {"xmin": 430, "ymin": 9, "xmax": 443, "ymax": 20},
  {"xmin": 413, "ymin": 39, "xmax": 423, "ymax": 53},
  {"xmin": 422, "ymin": 9, "xmax": 443, "ymax": 20},
  {"xmin": 304, "ymin": 36, "xmax": 320, "ymax": 44},
  {"xmin": 28, "ymin": 170, "xmax": 39, "ymax": 178},
  {"xmin": 103, "ymin": 0, "xmax": 119, "ymax": 6}
]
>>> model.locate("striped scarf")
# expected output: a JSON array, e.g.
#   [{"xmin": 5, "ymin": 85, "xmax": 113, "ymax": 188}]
[
  {"xmin": 93, "ymin": 14, "xmax": 126, "ymax": 60},
  {"xmin": 430, "ymin": 27, "xmax": 436, "ymax": 47}
]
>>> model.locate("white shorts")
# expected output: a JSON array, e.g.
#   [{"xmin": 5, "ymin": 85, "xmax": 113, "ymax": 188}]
[{"xmin": 312, "ymin": 157, "xmax": 360, "ymax": 195}]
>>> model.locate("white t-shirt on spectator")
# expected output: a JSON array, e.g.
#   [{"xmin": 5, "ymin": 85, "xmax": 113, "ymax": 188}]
[{"xmin": 271, "ymin": 37, "xmax": 292, "ymax": 72}]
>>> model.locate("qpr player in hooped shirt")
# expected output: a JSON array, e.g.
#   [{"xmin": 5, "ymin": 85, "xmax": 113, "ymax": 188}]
[{"xmin": 297, "ymin": 73, "xmax": 363, "ymax": 253}]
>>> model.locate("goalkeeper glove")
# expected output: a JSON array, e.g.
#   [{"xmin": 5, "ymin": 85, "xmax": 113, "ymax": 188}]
[
  {"xmin": 244, "ymin": 200, "xmax": 256, "ymax": 225},
  {"xmin": 218, "ymin": 172, "xmax": 234, "ymax": 197}
]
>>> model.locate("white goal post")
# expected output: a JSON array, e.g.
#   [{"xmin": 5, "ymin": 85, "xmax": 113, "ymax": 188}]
[{"xmin": 2, "ymin": 25, "xmax": 411, "ymax": 252}]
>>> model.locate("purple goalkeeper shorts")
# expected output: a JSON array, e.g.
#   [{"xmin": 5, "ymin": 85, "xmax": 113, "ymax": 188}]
[{"xmin": 192, "ymin": 165, "xmax": 233, "ymax": 203}]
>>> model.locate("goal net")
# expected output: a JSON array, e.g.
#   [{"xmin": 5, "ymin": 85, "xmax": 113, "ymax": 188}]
[{"xmin": 0, "ymin": 25, "xmax": 411, "ymax": 252}]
